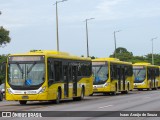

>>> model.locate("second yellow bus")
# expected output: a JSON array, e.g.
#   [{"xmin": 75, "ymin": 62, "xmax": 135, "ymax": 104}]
[{"xmin": 92, "ymin": 58, "xmax": 134, "ymax": 95}]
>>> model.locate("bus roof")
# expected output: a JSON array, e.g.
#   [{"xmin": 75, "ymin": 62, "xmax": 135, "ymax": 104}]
[
  {"xmin": 133, "ymin": 62, "xmax": 159, "ymax": 67},
  {"xmin": 9, "ymin": 50, "xmax": 91, "ymax": 61},
  {"xmin": 92, "ymin": 58, "xmax": 132, "ymax": 65}
]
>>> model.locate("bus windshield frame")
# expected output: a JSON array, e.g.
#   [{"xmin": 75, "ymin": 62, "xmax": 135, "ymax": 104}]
[
  {"xmin": 92, "ymin": 62, "xmax": 108, "ymax": 85},
  {"xmin": 7, "ymin": 56, "xmax": 45, "ymax": 90},
  {"xmin": 133, "ymin": 66, "xmax": 146, "ymax": 83}
]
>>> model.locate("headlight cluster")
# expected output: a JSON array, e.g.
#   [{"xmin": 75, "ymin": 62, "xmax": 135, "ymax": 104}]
[
  {"xmin": 38, "ymin": 87, "xmax": 46, "ymax": 94},
  {"xmin": 7, "ymin": 88, "xmax": 13, "ymax": 94}
]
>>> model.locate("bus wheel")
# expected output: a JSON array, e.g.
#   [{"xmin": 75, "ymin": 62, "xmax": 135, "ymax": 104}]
[
  {"xmin": 89, "ymin": 93, "xmax": 93, "ymax": 96},
  {"xmin": 147, "ymin": 84, "xmax": 152, "ymax": 91},
  {"xmin": 124, "ymin": 83, "xmax": 130, "ymax": 94},
  {"xmin": 103, "ymin": 93, "xmax": 108, "ymax": 96},
  {"xmin": 154, "ymin": 83, "xmax": 158, "ymax": 90},
  {"xmin": 73, "ymin": 87, "xmax": 84, "ymax": 101},
  {"xmin": 80, "ymin": 87, "xmax": 84, "ymax": 100},
  {"xmin": 111, "ymin": 91, "xmax": 116, "ymax": 96},
  {"xmin": 0, "ymin": 93, "xmax": 3, "ymax": 101},
  {"xmin": 55, "ymin": 90, "xmax": 61, "ymax": 104},
  {"xmin": 19, "ymin": 100, "xmax": 27, "ymax": 105}
]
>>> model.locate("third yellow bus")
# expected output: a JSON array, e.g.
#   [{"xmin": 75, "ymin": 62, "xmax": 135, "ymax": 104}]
[{"xmin": 133, "ymin": 63, "xmax": 159, "ymax": 90}]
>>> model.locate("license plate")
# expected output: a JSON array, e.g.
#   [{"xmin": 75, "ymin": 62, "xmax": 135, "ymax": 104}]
[{"xmin": 22, "ymin": 96, "xmax": 29, "ymax": 99}]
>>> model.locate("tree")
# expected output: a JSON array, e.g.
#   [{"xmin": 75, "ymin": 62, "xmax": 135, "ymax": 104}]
[
  {"xmin": 0, "ymin": 26, "xmax": 11, "ymax": 84},
  {"xmin": 110, "ymin": 47, "xmax": 133, "ymax": 61},
  {"xmin": 130, "ymin": 56, "xmax": 147, "ymax": 64},
  {"xmin": 0, "ymin": 55, "xmax": 7, "ymax": 84},
  {"xmin": 0, "ymin": 26, "xmax": 11, "ymax": 47},
  {"xmin": 145, "ymin": 54, "xmax": 160, "ymax": 65}
]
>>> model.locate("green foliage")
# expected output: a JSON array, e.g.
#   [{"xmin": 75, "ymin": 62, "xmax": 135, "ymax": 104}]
[
  {"xmin": 0, "ymin": 55, "xmax": 7, "ymax": 84},
  {"xmin": 90, "ymin": 56, "xmax": 96, "ymax": 59},
  {"xmin": 0, "ymin": 26, "xmax": 11, "ymax": 47},
  {"xmin": 110, "ymin": 47, "xmax": 160, "ymax": 65},
  {"xmin": 145, "ymin": 54, "xmax": 160, "ymax": 65},
  {"xmin": 110, "ymin": 47, "xmax": 133, "ymax": 62}
]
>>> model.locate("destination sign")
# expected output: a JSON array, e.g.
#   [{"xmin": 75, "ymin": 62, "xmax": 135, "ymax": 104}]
[
  {"xmin": 9, "ymin": 56, "xmax": 44, "ymax": 62},
  {"xmin": 133, "ymin": 66, "xmax": 145, "ymax": 69},
  {"xmin": 92, "ymin": 62, "xmax": 107, "ymax": 65}
]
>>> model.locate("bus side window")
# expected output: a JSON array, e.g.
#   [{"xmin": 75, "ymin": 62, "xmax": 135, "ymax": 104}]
[
  {"xmin": 156, "ymin": 68, "xmax": 159, "ymax": 77},
  {"xmin": 54, "ymin": 61, "xmax": 62, "ymax": 82},
  {"xmin": 87, "ymin": 62, "xmax": 92, "ymax": 76},
  {"xmin": 63, "ymin": 65, "xmax": 68, "ymax": 81},
  {"xmin": 147, "ymin": 68, "xmax": 151, "ymax": 80},
  {"xmin": 48, "ymin": 59, "xmax": 54, "ymax": 85},
  {"xmin": 81, "ymin": 64, "xmax": 85, "ymax": 76},
  {"xmin": 68, "ymin": 64, "xmax": 72, "ymax": 81},
  {"xmin": 77, "ymin": 63, "xmax": 82, "ymax": 76},
  {"xmin": 72, "ymin": 65, "xmax": 77, "ymax": 80},
  {"xmin": 110, "ymin": 65, "xmax": 114, "ymax": 80},
  {"xmin": 128, "ymin": 65, "xmax": 133, "ymax": 76},
  {"xmin": 110, "ymin": 64, "xmax": 117, "ymax": 81},
  {"xmin": 110, "ymin": 64, "xmax": 116, "ymax": 80}
]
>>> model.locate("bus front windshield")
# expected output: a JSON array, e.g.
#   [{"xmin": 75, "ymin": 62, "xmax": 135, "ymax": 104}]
[
  {"xmin": 92, "ymin": 65, "xmax": 108, "ymax": 85},
  {"xmin": 9, "ymin": 63, "xmax": 45, "ymax": 86},
  {"xmin": 133, "ymin": 67, "xmax": 146, "ymax": 83}
]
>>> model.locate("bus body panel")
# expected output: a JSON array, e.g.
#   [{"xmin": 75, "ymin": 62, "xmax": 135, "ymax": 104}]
[{"xmin": 5, "ymin": 50, "xmax": 93, "ymax": 103}]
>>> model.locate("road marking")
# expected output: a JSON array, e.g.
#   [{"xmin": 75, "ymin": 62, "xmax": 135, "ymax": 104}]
[{"xmin": 99, "ymin": 105, "xmax": 113, "ymax": 109}]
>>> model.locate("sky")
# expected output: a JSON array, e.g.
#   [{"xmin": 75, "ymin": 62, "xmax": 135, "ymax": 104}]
[{"xmin": 0, "ymin": 0, "xmax": 160, "ymax": 58}]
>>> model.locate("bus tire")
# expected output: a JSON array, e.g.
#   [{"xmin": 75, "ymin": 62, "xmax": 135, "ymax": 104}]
[
  {"xmin": 55, "ymin": 90, "xmax": 61, "ymax": 104},
  {"xmin": 138, "ymin": 89, "xmax": 142, "ymax": 91},
  {"xmin": 111, "ymin": 91, "xmax": 116, "ymax": 96},
  {"xmin": 147, "ymin": 83, "xmax": 152, "ymax": 91},
  {"xmin": 124, "ymin": 83, "xmax": 129, "ymax": 94},
  {"xmin": 115, "ymin": 83, "xmax": 118, "ymax": 92},
  {"xmin": 73, "ymin": 87, "xmax": 84, "ymax": 101},
  {"xmin": 0, "ymin": 93, "xmax": 3, "ymax": 101},
  {"xmin": 89, "ymin": 93, "xmax": 93, "ymax": 96},
  {"xmin": 154, "ymin": 82, "xmax": 158, "ymax": 90},
  {"xmin": 19, "ymin": 100, "xmax": 27, "ymax": 105},
  {"xmin": 80, "ymin": 87, "xmax": 85, "ymax": 100},
  {"xmin": 109, "ymin": 84, "xmax": 117, "ymax": 95}
]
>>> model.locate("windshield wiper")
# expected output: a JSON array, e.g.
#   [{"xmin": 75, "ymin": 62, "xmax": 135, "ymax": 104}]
[
  {"xmin": 16, "ymin": 63, "xmax": 24, "ymax": 79},
  {"xmin": 97, "ymin": 66, "xmax": 102, "ymax": 74},
  {"xmin": 27, "ymin": 62, "xmax": 36, "ymax": 74},
  {"xmin": 16, "ymin": 63, "xmax": 23, "ymax": 74}
]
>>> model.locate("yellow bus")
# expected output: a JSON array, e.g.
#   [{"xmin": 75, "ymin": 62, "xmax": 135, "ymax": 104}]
[
  {"xmin": 5, "ymin": 50, "xmax": 93, "ymax": 105},
  {"xmin": 159, "ymin": 66, "xmax": 160, "ymax": 88},
  {"xmin": 92, "ymin": 58, "xmax": 134, "ymax": 95},
  {"xmin": 133, "ymin": 63, "xmax": 159, "ymax": 90}
]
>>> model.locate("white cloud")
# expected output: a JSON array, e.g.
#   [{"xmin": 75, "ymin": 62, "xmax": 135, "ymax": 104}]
[
  {"xmin": 0, "ymin": 0, "xmax": 54, "ymax": 29},
  {"xmin": 89, "ymin": 0, "xmax": 160, "ymax": 21}
]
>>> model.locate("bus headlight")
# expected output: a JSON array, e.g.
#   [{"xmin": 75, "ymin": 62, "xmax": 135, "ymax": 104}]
[
  {"xmin": 103, "ymin": 83, "xmax": 108, "ymax": 87},
  {"xmin": 142, "ymin": 82, "xmax": 145, "ymax": 85},
  {"xmin": 38, "ymin": 87, "xmax": 46, "ymax": 94},
  {"xmin": 7, "ymin": 88, "xmax": 13, "ymax": 94}
]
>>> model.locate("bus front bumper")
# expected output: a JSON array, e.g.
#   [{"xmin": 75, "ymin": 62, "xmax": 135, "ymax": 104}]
[{"xmin": 5, "ymin": 92, "xmax": 48, "ymax": 101}]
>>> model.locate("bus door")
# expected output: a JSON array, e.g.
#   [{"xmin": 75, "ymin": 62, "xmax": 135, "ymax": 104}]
[
  {"xmin": 152, "ymin": 69, "xmax": 156, "ymax": 88},
  {"xmin": 149, "ymin": 68, "xmax": 154, "ymax": 88},
  {"xmin": 117, "ymin": 66, "xmax": 121, "ymax": 91},
  {"xmin": 121, "ymin": 66, "xmax": 126, "ymax": 91},
  {"xmin": 63, "ymin": 64, "xmax": 69, "ymax": 97},
  {"xmin": 72, "ymin": 65, "xmax": 78, "ymax": 96}
]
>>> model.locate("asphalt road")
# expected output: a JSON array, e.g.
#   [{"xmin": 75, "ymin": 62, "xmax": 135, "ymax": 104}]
[{"xmin": 0, "ymin": 89, "xmax": 160, "ymax": 120}]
